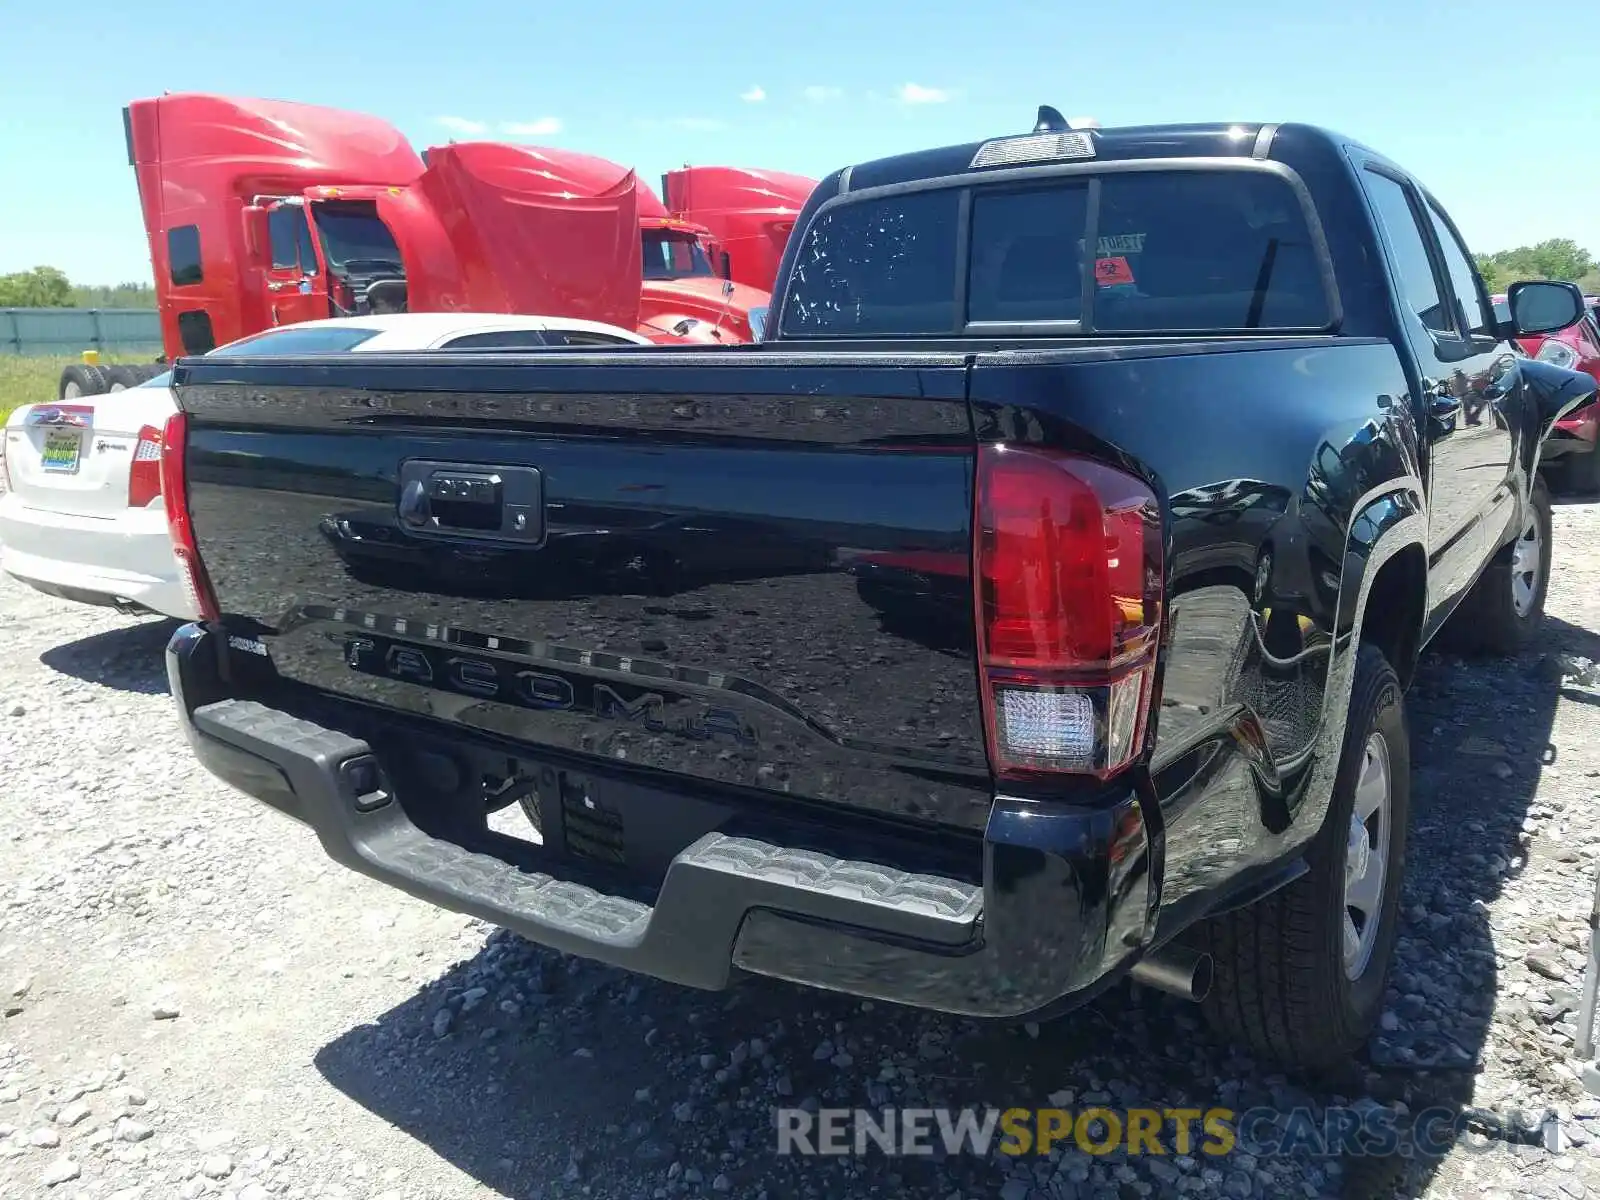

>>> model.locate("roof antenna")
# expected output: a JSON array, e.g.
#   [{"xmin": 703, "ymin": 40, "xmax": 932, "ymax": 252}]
[{"xmin": 1035, "ymin": 105, "xmax": 1069, "ymax": 134}]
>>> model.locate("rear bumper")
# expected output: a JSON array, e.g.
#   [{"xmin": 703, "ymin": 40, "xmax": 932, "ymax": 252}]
[
  {"xmin": 168, "ymin": 623, "xmax": 1153, "ymax": 1018},
  {"xmin": 0, "ymin": 493, "xmax": 194, "ymax": 618}
]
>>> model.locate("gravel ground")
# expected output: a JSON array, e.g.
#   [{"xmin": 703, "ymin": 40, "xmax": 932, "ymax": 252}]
[{"xmin": 2, "ymin": 500, "xmax": 1600, "ymax": 1200}]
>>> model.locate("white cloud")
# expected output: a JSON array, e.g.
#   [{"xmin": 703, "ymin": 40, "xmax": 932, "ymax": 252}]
[
  {"xmin": 434, "ymin": 115, "xmax": 487, "ymax": 135},
  {"xmin": 897, "ymin": 83, "xmax": 952, "ymax": 105},
  {"xmin": 740, "ymin": 85, "xmax": 766, "ymax": 103},
  {"xmin": 635, "ymin": 117, "xmax": 727, "ymax": 133},
  {"xmin": 501, "ymin": 117, "xmax": 563, "ymax": 137},
  {"xmin": 803, "ymin": 85, "xmax": 843, "ymax": 103}
]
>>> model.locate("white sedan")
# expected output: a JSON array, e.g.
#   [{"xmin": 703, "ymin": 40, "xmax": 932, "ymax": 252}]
[{"xmin": 0, "ymin": 313, "xmax": 651, "ymax": 619}]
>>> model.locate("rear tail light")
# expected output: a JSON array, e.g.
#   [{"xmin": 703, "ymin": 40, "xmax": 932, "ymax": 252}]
[
  {"xmin": 974, "ymin": 444, "xmax": 1163, "ymax": 781},
  {"xmin": 127, "ymin": 424, "xmax": 164, "ymax": 508},
  {"xmin": 158, "ymin": 412, "xmax": 221, "ymax": 623}
]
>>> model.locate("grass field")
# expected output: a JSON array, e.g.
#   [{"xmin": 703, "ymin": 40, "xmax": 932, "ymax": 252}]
[
  {"xmin": 0, "ymin": 355, "xmax": 159, "ymax": 423},
  {"xmin": 0, "ymin": 357, "xmax": 71, "ymax": 423}
]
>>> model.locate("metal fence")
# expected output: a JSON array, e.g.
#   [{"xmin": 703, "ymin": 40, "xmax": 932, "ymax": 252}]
[{"xmin": 0, "ymin": 308, "xmax": 162, "ymax": 357}]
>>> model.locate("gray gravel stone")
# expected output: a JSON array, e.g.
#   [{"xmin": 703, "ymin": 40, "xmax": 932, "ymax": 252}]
[{"xmin": 39, "ymin": 1157, "xmax": 78, "ymax": 1186}]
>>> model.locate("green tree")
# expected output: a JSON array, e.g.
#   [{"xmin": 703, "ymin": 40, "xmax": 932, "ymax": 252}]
[
  {"xmin": 1474, "ymin": 253, "xmax": 1509, "ymax": 296},
  {"xmin": 0, "ymin": 265, "xmax": 72, "ymax": 307},
  {"xmin": 1476, "ymin": 239, "xmax": 1596, "ymax": 295},
  {"xmin": 67, "ymin": 281, "xmax": 157, "ymax": 308}
]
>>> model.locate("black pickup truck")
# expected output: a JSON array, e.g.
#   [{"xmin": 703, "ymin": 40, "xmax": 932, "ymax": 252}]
[{"xmin": 161, "ymin": 111, "xmax": 1595, "ymax": 1070}]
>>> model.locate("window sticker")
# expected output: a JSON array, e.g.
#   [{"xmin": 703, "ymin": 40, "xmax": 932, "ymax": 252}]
[
  {"xmin": 1097, "ymin": 233, "xmax": 1146, "ymax": 255},
  {"xmin": 1095, "ymin": 256, "xmax": 1136, "ymax": 286}
]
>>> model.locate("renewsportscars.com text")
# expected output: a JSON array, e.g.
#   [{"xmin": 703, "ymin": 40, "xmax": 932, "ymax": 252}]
[{"xmin": 775, "ymin": 1105, "xmax": 1540, "ymax": 1159}]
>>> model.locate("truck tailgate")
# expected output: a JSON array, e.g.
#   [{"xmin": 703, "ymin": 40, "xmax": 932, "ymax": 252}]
[{"xmin": 173, "ymin": 351, "xmax": 994, "ymax": 829}]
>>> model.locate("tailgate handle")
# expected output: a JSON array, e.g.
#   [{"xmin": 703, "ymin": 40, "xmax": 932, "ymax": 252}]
[{"xmin": 396, "ymin": 460, "xmax": 544, "ymax": 545}]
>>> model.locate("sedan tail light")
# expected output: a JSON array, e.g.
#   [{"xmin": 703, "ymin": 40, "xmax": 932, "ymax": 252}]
[{"xmin": 127, "ymin": 425, "xmax": 164, "ymax": 508}]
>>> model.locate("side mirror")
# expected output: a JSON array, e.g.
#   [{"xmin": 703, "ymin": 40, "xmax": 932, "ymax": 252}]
[
  {"xmin": 719, "ymin": 250, "xmax": 733, "ymax": 281},
  {"xmin": 749, "ymin": 305, "xmax": 768, "ymax": 341},
  {"xmin": 1505, "ymin": 279, "xmax": 1584, "ymax": 337},
  {"xmin": 241, "ymin": 206, "xmax": 269, "ymax": 261}
]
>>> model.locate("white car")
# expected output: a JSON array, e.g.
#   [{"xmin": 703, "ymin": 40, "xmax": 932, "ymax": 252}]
[{"xmin": 0, "ymin": 313, "xmax": 651, "ymax": 619}]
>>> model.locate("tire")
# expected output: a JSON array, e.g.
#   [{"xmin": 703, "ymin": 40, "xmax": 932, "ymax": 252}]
[
  {"xmin": 57, "ymin": 364, "xmax": 112, "ymax": 399},
  {"xmin": 1198, "ymin": 643, "xmax": 1410, "ymax": 1071},
  {"xmin": 105, "ymin": 365, "xmax": 148, "ymax": 391},
  {"xmin": 1451, "ymin": 478, "xmax": 1552, "ymax": 656}
]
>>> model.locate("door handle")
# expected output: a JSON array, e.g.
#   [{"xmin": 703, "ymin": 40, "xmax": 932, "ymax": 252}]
[{"xmin": 395, "ymin": 461, "xmax": 545, "ymax": 544}]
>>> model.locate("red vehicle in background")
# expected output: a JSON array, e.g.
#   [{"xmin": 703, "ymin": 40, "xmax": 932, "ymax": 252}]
[
  {"xmin": 493, "ymin": 146, "xmax": 805, "ymax": 343},
  {"xmin": 1494, "ymin": 292, "xmax": 1600, "ymax": 492},
  {"xmin": 661, "ymin": 166, "xmax": 817, "ymax": 292},
  {"xmin": 67, "ymin": 94, "xmax": 814, "ymax": 396}
]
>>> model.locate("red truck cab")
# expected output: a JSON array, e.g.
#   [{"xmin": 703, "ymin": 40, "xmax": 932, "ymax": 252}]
[
  {"xmin": 661, "ymin": 166, "xmax": 817, "ymax": 292},
  {"xmin": 125, "ymin": 93, "xmax": 431, "ymax": 356}
]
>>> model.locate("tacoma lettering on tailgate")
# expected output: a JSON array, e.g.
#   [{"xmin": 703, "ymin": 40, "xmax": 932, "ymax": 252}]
[{"xmin": 342, "ymin": 634, "xmax": 759, "ymax": 747}]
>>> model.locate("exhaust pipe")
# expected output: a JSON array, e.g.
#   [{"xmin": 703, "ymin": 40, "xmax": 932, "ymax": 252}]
[{"xmin": 1128, "ymin": 946, "xmax": 1212, "ymax": 1002}]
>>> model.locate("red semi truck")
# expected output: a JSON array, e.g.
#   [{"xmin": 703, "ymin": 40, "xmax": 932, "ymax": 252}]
[
  {"xmin": 62, "ymin": 93, "xmax": 814, "ymax": 396},
  {"xmin": 661, "ymin": 165, "xmax": 820, "ymax": 293}
]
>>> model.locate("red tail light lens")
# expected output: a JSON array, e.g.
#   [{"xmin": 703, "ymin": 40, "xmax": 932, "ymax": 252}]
[
  {"xmin": 158, "ymin": 412, "xmax": 221, "ymax": 623},
  {"xmin": 975, "ymin": 444, "xmax": 1163, "ymax": 780},
  {"xmin": 127, "ymin": 425, "xmax": 164, "ymax": 508}
]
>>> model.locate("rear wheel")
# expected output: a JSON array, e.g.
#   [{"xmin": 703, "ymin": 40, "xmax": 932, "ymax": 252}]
[
  {"xmin": 105, "ymin": 365, "xmax": 147, "ymax": 391},
  {"xmin": 58, "ymin": 364, "xmax": 111, "ymax": 399},
  {"xmin": 1199, "ymin": 643, "xmax": 1409, "ymax": 1071},
  {"xmin": 1451, "ymin": 478, "xmax": 1552, "ymax": 655}
]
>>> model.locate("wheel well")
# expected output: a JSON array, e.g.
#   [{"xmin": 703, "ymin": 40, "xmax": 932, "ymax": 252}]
[{"xmin": 1359, "ymin": 544, "xmax": 1427, "ymax": 688}]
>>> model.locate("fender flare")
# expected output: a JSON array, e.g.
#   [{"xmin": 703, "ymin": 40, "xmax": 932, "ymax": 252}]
[{"xmin": 1290, "ymin": 478, "xmax": 1427, "ymax": 838}]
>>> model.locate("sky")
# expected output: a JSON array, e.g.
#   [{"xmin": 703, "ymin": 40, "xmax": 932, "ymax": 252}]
[{"xmin": 2, "ymin": 0, "xmax": 1598, "ymax": 285}]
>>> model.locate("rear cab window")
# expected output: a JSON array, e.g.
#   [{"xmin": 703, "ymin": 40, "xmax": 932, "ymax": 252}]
[
  {"xmin": 780, "ymin": 167, "xmax": 1332, "ymax": 337},
  {"xmin": 440, "ymin": 330, "xmax": 551, "ymax": 349},
  {"xmin": 206, "ymin": 325, "xmax": 384, "ymax": 356}
]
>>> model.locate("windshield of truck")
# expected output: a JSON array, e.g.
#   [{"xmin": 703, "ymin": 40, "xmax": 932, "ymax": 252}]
[
  {"xmin": 781, "ymin": 167, "xmax": 1332, "ymax": 336},
  {"xmin": 311, "ymin": 201, "xmax": 404, "ymax": 272},
  {"xmin": 642, "ymin": 230, "xmax": 715, "ymax": 280}
]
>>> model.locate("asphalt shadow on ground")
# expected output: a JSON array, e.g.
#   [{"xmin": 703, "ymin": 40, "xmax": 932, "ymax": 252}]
[
  {"xmin": 38, "ymin": 616, "xmax": 178, "ymax": 695},
  {"xmin": 307, "ymin": 623, "xmax": 1589, "ymax": 1200}
]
